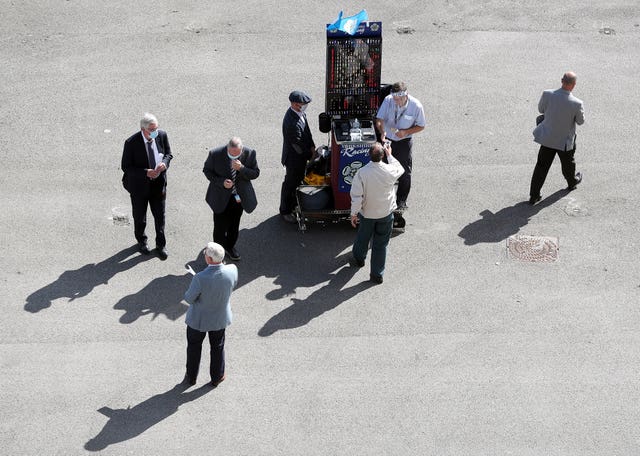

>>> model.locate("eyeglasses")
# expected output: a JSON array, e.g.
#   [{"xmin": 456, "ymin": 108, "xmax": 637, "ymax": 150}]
[{"xmin": 391, "ymin": 91, "xmax": 407, "ymax": 97}]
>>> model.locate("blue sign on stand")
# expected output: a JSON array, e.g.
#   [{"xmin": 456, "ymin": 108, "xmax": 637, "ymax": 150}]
[{"xmin": 337, "ymin": 142, "xmax": 371, "ymax": 193}]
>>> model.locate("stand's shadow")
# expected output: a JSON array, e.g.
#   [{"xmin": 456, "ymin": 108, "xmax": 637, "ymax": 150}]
[
  {"xmin": 236, "ymin": 216, "xmax": 355, "ymax": 297},
  {"xmin": 258, "ymin": 263, "xmax": 375, "ymax": 336},
  {"xmin": 113, "ymin": 252, "xmax": 205, "ymax": 324},
  {"xmin": 84, "ymin": 382, "xmax": 211, "ymax": 452},
  {"xmin": 458, "ymin": 190, "xmax": 567, "ymax": 245},
  {"xmin": 235, "ymin": 216, "xmax": 374, "ymax": 335},
  {"xmin": 25, "ymin": 245, "xmax": 152, "ymax": 313}
]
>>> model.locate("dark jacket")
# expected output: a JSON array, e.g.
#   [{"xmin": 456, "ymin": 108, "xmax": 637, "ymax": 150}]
[
  {"xmin": 121, "ymin": 130, "xmax": 173, "ymax": 195},
  {"xmin": 203, "ymin": 145, "xmax": 260, "ymax": 214},
  {"xmin": 281, "ymin": 108, "xmax": 315, "ymax": 167}
]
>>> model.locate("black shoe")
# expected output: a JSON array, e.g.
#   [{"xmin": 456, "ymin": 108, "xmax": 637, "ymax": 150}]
[
  {"xmin": 226, "ymin": 248, "xmax": 241, "ymax": 261},
  {"xmin": 281, "ymin": 213, "xmax": 296, "ymax": 223},
  {"xmin": 138, "ymin": 243, "xmax": 151, "ymax": 255},
  {"xmin": 529, "ymin": 195, "xmax": 542, "ymax": 205},
  {"xmin": 211, "ymin": 374, "xmax": 226, "ymax": 388},
  {"xmin": 567, "ymin": 172, "xmax": 582, "ymax": 191},
  {"xmin": 350, "ymin": 256, "xmax": 365, "ymax": 268},
  {"xmin": 182, "ymin": 374, "xmax": 196, "ymax": 386},
  {"xmin": 370, "ymin": 274, "xmax": 383, "ymax": 284},
  {"xmin": 156, "ymin": 247, "xmax": 168, "ymax": 261}
]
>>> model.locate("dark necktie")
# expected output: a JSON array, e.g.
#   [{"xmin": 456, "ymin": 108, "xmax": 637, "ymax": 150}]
[
  {"xmin": 230, "ymin": 159, "xmax": 237, "ymax": 193},
  {"xmin": 146, "ymin": 141, "xmax": 156, "ymax": 169}
]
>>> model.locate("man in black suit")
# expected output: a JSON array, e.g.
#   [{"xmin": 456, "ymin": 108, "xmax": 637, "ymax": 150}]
[
  {"xmin": 121, "ymin": 113, "xmax": 173, "ymax": 260},
  {"xmin": 203, "ymin": 137, "xmax": 260, "ymax": 261},
  {"xmin": 279, "ymin": 90, "xmax": 316, "ymax": 223}
]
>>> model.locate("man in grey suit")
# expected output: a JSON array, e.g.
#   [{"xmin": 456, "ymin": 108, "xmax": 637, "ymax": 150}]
[
  {"xmin": 203, "ymin": 137, "xmax": 259, "ymax": 261},
  {"xmin": 183, "ymin": 242, "xmax": 238, "ymax": 387},
  {"xmin": 529, "ymin": 72, "xmax": 585, "ymax": 205}
]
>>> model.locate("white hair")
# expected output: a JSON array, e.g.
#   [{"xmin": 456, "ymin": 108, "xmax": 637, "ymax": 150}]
[
  {"xmin": 204, "ymin": 242, "xmax": 225, "ymax": 263},
  {"xmin": 140, "ymin": 112, "xmax": 158, "ymax": 130}
]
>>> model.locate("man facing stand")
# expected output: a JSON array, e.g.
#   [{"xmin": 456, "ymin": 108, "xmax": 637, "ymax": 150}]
[
  {"xmin": 280, "ymin": 90, "xmax": 316, "ymax": 223},
  {"xmin": 183, "ymin": 242, "xmax": 238, "ymax": 387},
  {"xmin": 350, "ymin": 142, "xmax": 405, "ymax": 284}
]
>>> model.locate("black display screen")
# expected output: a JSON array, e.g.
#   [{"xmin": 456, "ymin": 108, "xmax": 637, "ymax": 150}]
[{"xmin": 325, "ymin": 22, "xmax": 382, "ymax": 118}]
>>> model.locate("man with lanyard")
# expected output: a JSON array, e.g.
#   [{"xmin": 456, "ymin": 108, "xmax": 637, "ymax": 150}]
[{"xmin": 375, "ymin": 82, "xmax": 426, "ymax": 212}]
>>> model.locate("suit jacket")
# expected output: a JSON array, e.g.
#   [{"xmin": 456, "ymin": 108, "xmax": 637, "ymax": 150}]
[
  {"xmin": 121, "ymin": 130, "xmax": 173, "ymax": 195},
  {"xmin": 184, "ymin": 263, "xmax": 238, "ymax": 332},
  {"xmin": 203, "ymin": 145, "xmax": 260, "ymax": 214},
  {"xmin": 533, "ymin": 88, "xmax": 585, "ymax": 151},
  {"xmin": 281, "ymin": 107, "xmax": 315, "ymax": 167}
]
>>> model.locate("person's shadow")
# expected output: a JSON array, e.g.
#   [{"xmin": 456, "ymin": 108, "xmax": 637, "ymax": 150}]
[
  {"xmin": 24, "ymin": 245, "xmax": 152, "ymax": 313},
  {"xmin": 113, "ymin": 252, "xmax": 205, "ymax": 324},
  {"xmin": 458, "ymin": 190, "xmax": 567, "ymax": 245},
  {"xmin": 84, "ymin": 382, "xmax": 211, "ymax": 452}
]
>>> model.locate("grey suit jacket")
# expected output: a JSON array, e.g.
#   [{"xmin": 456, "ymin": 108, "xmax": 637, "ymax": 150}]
[
  {"xmin": 203, "ymin": 145, "xmax": 260, "ymax": 214},
  {"xmin": 184, "ymin": 263, "xmax": 238, "ymax": 332},
  {"xmin": 533, "ymin": 88, "xmax": 585, "ymax": 151}
]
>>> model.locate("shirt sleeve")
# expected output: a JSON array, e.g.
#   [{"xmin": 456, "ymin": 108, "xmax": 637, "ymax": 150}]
[
  {"xmin": 376, "ymin": 97, "xmax": 391, "ymax": 121},
  {"xmin": 350, "ymin": 172, "xmax": 364, "ymax": 216},
  {"xmin": 413, "ymin": 101, "xmax": 426, "ymax": 127}
]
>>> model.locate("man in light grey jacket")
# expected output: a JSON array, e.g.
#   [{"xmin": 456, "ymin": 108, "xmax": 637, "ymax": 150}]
[
  {"xmin": 183, "ymin": 242, "xmax": 238, "ymax": 387},
  {"xmin": 529, "ymin": 72, "xmax": 585, "ymax": 205}
]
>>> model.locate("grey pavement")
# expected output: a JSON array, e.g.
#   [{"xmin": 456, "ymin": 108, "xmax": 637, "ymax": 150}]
[{"xmin": 2, "ymin": 1, "xmax": 640, "ymax": 455}]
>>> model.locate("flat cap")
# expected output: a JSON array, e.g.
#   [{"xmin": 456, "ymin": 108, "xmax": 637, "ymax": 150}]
[{"xmin": 289, "ymin": 90, "xmax": 312, "ymax": 103}]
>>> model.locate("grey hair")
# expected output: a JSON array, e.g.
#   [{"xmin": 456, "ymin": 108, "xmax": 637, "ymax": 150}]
[
  {"xmin": 204, "ymin": 242, "xmax": 225, "ymax": 263},
  {"xmin": 140, "ymin": 112, "xmax": 158, "ymax": 130},
  {"xmin": 228, "ymin": 137, "xmax": 243, "ymax": 149}
]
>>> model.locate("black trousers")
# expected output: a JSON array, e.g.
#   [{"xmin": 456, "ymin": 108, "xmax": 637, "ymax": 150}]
[
  {"xmin": 390, "ymin": 137, "xmax": 412, "ymax": 203},
  {"xmin": 529, "ymin": 145, "xmax": 577, "ymax": 198},
  {"xmin": 279, "ymin": 160, "xmax": 306, "ymax": 215},
  {"xmin": 186, "ymin": 326, "xmax": 225, "ymax": 382},
  {"xmin": 130, "ymin": 189, "xmax": 166, "ymax": 247},
  {"xmin": 213, "ymin": 195, "xmax": 244, "ymax": 251}
]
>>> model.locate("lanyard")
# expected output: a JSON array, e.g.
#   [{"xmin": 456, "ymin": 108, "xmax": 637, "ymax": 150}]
[{"xmin": 394, "ymin": 105, "xmax": 407, "ymax": 125}]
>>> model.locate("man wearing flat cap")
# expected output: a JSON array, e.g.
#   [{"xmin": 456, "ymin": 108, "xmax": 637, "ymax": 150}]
[{"xmin": 279, "ymin": 90, "xmax": 316, "ymax": 223}]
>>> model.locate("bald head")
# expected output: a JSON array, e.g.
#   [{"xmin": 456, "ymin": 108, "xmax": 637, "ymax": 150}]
[{"xmin": 561, "ymin": 72, "xmax": 577, "ymax": 90}]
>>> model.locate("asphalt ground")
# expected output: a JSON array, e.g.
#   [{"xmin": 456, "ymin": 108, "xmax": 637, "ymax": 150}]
[{"xmin": 2, "ymin": 1, "xmax": 640, "ymax": 454}]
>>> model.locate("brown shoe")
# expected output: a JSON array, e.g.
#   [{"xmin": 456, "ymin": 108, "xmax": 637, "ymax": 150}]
[{"xmin": 211, "ymin": 374, "xmax": 226, "ymax": 387}]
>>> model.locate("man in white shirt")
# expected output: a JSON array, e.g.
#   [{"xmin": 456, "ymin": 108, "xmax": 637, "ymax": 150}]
[
  {"xmin": 350, "ymin": 142, "xmax": 405, "ymax": 284},
  {"xmin": 375, "ymin": 81, "xmax": 426, "ymax": 210}
]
